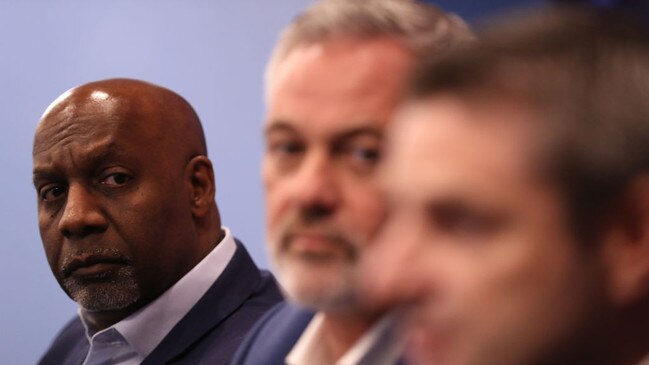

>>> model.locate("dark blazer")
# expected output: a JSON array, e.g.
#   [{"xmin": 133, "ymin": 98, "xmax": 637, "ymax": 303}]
[
  {"xmin": 38, "ymin": 240, "xmax": 283, "ymax": 365},
  {"xmin": 230, "ymin": 302, "xmax": 315, "ymax": 365}
]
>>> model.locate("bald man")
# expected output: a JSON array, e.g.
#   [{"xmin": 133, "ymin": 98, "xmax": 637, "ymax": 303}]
[{"xmin": 34, "ymin": 79, "xmax": 282, "ymax": 365}]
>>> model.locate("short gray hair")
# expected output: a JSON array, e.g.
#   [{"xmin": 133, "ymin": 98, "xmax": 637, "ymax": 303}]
[{"xmin": 266, "ymin": 0, "xmax": 472, "ymax": 82}]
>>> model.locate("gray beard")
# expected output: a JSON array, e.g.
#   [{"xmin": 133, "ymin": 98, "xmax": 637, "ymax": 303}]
[
  {"xmin": 63, "ymin": 266, "xmax": 140, "ymax": 311},
  {"xmin": 275, "ymin": 255, "xmax": 360, "ymax": 312}
]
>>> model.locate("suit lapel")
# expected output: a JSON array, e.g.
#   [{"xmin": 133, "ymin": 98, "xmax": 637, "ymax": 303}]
[
  {"xmin": 141, "ymin": 240, "xmax": 261, "ymax": 365},
  {"xmin": 71, "ymin": 341, "xmax": 89, "ymax": 365},
  {"xmin": 38, "ymin": 318, "xmax": 90, "ymax": 365},
  {"xmin": 65, "ymin": 327, "xmax": 90, "ymax": 365}
]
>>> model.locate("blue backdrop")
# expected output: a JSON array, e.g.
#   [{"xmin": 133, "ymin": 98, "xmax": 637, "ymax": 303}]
[{"xmin": 0, "ymin": 1, "xmax": 540, "ymax": 363}]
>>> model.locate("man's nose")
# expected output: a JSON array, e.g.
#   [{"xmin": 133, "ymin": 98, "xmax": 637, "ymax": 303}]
[
  {"xmin": 289, "ymin": 151, "xmax": 340, "ymax": 217},
  {"xmin": 58, "ymin": 185, "xmax": 108, "ymax": 239}
]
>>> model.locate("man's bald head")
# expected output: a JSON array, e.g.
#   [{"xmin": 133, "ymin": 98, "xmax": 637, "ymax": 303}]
[
  {"xmin": 33, "ymin": 78, "xmax": 220, "ymax": 329},
  {"xmin": 35, "ymin": 78, "xmax": 207, "ymax": 162}
]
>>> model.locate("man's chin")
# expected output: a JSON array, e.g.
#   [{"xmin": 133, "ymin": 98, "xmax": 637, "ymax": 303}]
[
  {"xmin": 65, "ymin": 280, "xmax": 141, "ymax": 312},
  {"xmin": 275, "ymin": 256, "xmax": 359, "ymax": 311}
]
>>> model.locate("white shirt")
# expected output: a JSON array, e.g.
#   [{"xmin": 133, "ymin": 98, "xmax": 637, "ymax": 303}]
[
  {"xmin": 79, "ymin": 227, "xmax": 237, "ymax": 365},
  {"xmin": 286, "ymin": 313, "xmax": 402, "ymax": 365}
]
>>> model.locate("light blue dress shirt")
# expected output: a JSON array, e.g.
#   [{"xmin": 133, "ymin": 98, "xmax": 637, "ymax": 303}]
[{"xmin": 79, "ymin": 227, "xmax": 237, "ymax": 365}]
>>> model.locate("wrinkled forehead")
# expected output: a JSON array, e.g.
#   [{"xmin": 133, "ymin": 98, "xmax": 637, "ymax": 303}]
[{"xmin": 34, "ymin": 92, "xmax": 163, "ymax": 157}]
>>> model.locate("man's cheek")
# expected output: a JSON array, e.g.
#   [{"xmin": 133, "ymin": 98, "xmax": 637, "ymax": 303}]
[{"xmin": 265, "ymin": 196, "xmax": 286, "ymax": 228}]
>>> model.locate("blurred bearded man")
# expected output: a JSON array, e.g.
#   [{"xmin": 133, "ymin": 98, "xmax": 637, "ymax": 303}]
[{"xmin": 231, "ymin": 1, "xmax": 472, "ymax": 364}]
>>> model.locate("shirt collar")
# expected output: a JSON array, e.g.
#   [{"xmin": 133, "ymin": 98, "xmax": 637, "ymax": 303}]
[
  {"xmin": 286, "ymin": 313, "xmax": 329, "ymax": 365},
  {"xmin": 286, "ymin": 312, "xmax": 402, "ymax": 365},
  {"xmin": 79, "ymin": 227, "xmax": 237, "ymax": 358}
]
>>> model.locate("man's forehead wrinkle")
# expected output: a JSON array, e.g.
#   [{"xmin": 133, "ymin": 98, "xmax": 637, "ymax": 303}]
[
  {"xmin": 35, "ymin": 130, "xmax": 116, "ymax": 162},
  {"xmin": 34, "ymin": 111, "xmax": 119, "ymax": 156},
  {"xmin": 35, "ymin": 78, "xmax": 207, "ymax": 167},
  {"xmin": 32, "ymin": 136, "xmax": 117, "ymax": 187}
]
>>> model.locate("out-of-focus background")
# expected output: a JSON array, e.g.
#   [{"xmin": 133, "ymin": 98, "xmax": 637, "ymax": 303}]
[{"xmin": 0, "ymin": 1, "xmax": 540, "ymax": 363}]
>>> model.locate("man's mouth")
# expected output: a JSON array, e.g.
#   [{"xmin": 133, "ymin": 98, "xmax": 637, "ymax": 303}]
[
  {"xmin": 283, "ymin": 230, "xmax": 358, "ymax": 261},
  {"xmin": 288, "ymin": 232, "xmax": 338, "ymax": 252},
  {"xmin": 62, "ymin": 254, "xmax": 131, "ymax": 278}
]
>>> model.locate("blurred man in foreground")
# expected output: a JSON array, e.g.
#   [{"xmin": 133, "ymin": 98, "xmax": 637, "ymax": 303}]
[
  {"xmin": 363, "ymin": 7, "xmax": 649, "ymax": 365},
  {"xmin": 232, "ymin": 1, "xmax": 472, "ymax": 364},
  {"xmin": 34, "ymin": 78, "xmax": 282, "ymax": 364}
]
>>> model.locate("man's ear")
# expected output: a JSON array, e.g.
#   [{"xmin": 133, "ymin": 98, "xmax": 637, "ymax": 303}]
[
  {"xmin": 185, "ymin": 155, "xmax": 215, "ymax": 218},
  {"xmin": 602, "ymin": 175, "xmax": 649, "ymax": 306}
]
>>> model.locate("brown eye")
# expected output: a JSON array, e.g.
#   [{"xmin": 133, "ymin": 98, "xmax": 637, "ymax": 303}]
[
  {"xmin": 431, "ymin": 203, "xmax": 503, "ymax": 238},
  {"xmin": 268, "ymin": 139, "xmax": 304, "ymax": 157},
  {"xmin": 349, "ymin": 146, "xmax": 380, "ymax": 164},
  {"xmin": 341, "ymin": 138, "xmax": 382, "ymax": 173},
  {"xmin": 265, "ymin": 135, "xmax": 306, "ymax": 173},
  {"xmin": 100, "ymin": 173, "xmax": 132, "ymax": 186},
  {"xmin": 41, "ymin": 185, "xmax": 67, "ymax": 202}
]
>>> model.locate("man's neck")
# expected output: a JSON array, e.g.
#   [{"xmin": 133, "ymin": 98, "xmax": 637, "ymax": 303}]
[
  {"xmin": 82, "ymin": 309, "xmax": 130, "ymax": 332},
  {"xmin": 320, "ymin": 310, "xmax": 376, "ymax": 362}
]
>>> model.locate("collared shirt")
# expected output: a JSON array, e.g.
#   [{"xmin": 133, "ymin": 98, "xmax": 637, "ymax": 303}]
[
  {"xmin": 79, "ymin": 227, "xmax": 237, "ymax": 365},
  {"xmin": 286, "ymin": 313, "xmax": 402, "ymax": 365}
]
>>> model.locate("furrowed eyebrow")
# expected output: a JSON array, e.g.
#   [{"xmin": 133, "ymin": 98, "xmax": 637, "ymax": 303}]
[
  {"xmin": 31, "ymin": 142, "xmax": 127, "ymax": 188},
  {"xmin": 32, "ymin": 169, "xmax": 60, "ymax": 188},
  {"xmin": 264, "ymin": 120, "xmax": 298, "ymax": 137}
]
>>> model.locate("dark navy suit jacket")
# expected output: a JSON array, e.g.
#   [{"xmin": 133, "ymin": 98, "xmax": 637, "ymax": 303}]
[
  {"xmin": 38, "ymin": 240, "xmax": 283, "ymax": 365},
  {"xmin": 230, "ymin": 302, "xmax": 315, "ymax": 365}
]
